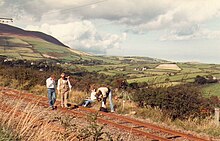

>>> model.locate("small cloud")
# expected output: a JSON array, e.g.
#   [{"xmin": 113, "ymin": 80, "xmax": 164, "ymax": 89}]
[{"xmin": 160, "ymin": 24, "xmax": 220, "ymax": 41}]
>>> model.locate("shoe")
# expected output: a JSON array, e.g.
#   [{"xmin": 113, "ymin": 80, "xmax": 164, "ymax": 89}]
[
  {"xmin": 50, "ymin": 106, "xmax": 54, "ymax": 110},
  {"xmin": 110, "ymin": 110, "xmax": 115, "ymax": 113}
]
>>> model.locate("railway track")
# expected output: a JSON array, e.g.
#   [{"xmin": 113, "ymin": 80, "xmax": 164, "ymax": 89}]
[{"xmin": 0, "ymin": 87, "xmax": 210, "ymax": 141}]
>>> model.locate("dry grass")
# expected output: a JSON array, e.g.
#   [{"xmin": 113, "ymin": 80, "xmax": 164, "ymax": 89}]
[
  {"xmin": 29, "ymin": 85, "xmax": 47, "ymax": 96},
  {"xmin": 69, "ymin": 90, "xmax": 88, "ymax": 105},
  {"xmin": 156, "ymin": 64, "xmax": 181, "ymax": 70},
  {"xmin": 0, "ymin": 92, "xmax": 121, "ymax": 141},
  {"xmin": 0, "ymin": 95, "xmax": 72, "ymax": 141}
]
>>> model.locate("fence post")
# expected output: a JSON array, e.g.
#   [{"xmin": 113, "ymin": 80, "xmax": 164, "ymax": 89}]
[{"xmin": 215, "ymin": 108, "xmax": 219, "ymax": 126}]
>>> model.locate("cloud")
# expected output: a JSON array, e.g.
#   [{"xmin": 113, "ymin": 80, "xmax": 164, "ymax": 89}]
[
  {"xmin": 0, "ymin": 0, "xmax": 4, "ymax": 6},
  {"xmin": 3, "ymin": 0, "xmax": 220, "ymax": 30},
  {"xmin": 26, "ymin": 20, "xmax": 127, "ymax": 54},
  {"xmin": 2, "ymin": 0, "xmax": 220, "ymax": 52},
  {"xmin": 160, "ymin": 24, "xmax": 220, "ymax": 41}
]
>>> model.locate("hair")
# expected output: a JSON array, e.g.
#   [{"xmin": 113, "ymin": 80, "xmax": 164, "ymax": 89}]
[
  {"xmin": 90, "ymin": 84, "xmax": 97, "ymax": 91},
  {"xmin": 60, "ymin": 73, "xmax": 65, "ymax": 76}
]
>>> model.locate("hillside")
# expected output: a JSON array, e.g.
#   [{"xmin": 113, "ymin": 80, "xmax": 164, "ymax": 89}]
[
  {"xmin": 0, "ymin": 23, "xmax": 92, "ymax": 61},
  {"xmin": 0, "ymin": 23, "xmax": 66, "ymax": 47}
]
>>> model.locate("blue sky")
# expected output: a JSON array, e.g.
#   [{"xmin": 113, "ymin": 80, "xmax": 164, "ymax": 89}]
[{"xmin": 1, "ymin": 0, "xmax": 220, "ymax": 63}]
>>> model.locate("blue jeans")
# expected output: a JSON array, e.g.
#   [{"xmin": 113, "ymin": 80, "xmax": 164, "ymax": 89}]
[
  {"xmin": 48, "ymin": 88, "xmax": 56, "ymax": 107},
  {"xmin": 83, "ymin": 99, "xmax": 95, "ymax": 107},
  {"xmin": 102, "ymin": 91, "xmax": 114, "ymax": 112}
]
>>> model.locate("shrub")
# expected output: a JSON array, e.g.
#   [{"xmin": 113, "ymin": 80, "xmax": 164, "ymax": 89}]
[
  {"xmin": 194, "ymin": 75, "xmax": 218, "ymax": 85},
  {"xmin": 195, "ymin": 75, "xmax": 207, "ymax": 85},
  {"xmin": 132, "ymin": 84, "xmax": 213, "ymax": 120}
]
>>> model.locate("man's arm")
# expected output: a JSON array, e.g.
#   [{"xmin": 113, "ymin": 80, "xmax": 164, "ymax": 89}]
[
  {"xmin": 67, "ymin": 77, "xmax": 72, "ymax": 90},
  {"xmin": 57, "ymin": 79, "xmax": 60, "ymax": 90}
]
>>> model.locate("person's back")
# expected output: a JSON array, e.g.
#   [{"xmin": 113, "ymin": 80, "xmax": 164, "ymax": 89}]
[
  {"xmin": 96, "ymin": 87, "xmax": 114, "ymax": 112},
  {"xmin": 97, "ymin": 87, "xmax": 110, "ymax": 98}
]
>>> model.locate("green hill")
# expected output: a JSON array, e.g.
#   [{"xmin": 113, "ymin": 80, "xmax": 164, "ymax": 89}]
[{"xmin": 0, "ymin": 23, "xmax": 91, "ymax": 61}]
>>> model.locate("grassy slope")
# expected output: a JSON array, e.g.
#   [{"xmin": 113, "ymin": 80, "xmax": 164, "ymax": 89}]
[{"xmin": 202, "ymin": 83, "xmax": 220, "ymax": 97}]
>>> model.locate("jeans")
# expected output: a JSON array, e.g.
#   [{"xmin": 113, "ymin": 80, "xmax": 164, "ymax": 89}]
[
  {"xmin": 48, "ymin": 88, "xmax": 56, "ymax": 107},
  {"xmin": 102, "ymin": 91, "xmax": 114, "ymax": 112},
  {"xmin": 83, "ymin": 99, "xmax": 95, "ymax": 107}
]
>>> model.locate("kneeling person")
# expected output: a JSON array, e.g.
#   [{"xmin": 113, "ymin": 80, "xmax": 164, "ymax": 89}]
[{"xmin": 95, "ymin": 87, "xmax": 114, "ymax": 112}]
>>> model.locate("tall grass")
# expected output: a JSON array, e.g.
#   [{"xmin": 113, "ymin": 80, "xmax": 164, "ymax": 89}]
[
  {"xmin": 0, "ymin": 92, "xmax": 119, "ymax": 141},
  {"xmin": 0, "ymin": 96, "xmax": 66, "ymax": 141}
]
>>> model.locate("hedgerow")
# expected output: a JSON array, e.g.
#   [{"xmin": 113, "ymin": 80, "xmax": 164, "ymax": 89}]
[{"xmin": 132, "ymin": 84, "xmax": 220, "ymax": 120}]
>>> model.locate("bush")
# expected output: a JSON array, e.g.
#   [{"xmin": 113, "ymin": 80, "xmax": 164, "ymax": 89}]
[
  {"xmin": 195, "ymin": 75, "xmax": 207, "ymax": 85},
  {"xmin": 194, "ymin": 75, "xmax": 218, "ymax": 85},
  {"xmin": 132, "ymin": 84, "xmax": 213, "ymax": 120}
]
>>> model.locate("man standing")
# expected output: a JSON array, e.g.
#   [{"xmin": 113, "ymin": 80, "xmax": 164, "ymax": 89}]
[
  {"xmin": 57, "ymin": 73, "xmax": 72, "ymax": 108},
  {"xmin": 46, "ymin": 75, "xmax": 56, "ymax": 110}
]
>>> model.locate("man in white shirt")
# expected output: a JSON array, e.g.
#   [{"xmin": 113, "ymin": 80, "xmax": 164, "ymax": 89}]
[
  {"xmin": 57, "ymin": 73, "xmax": 72, "ymax": 108},
  {"xmin": 46, "ymin": 75, "xmax": 56, "ymax": 110}
]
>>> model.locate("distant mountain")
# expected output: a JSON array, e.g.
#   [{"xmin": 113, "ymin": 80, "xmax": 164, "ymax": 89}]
[
  {"xmin": 0, "ymin": 23, "xmax": 66, "ymax": 47},
  {"xmin": 0, "ymin": 23, "xmax": 91, "ymax": 61}
]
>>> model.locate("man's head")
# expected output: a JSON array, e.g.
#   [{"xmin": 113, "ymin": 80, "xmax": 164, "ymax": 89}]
[
  {"xmin": 50, "ymin": 74, "xmax": 55, "ymax": 80},
  {"xmin": 90, "ymin": 84, "xmax": 96, "ymax": 91},
  {"xmin": 60, "ymin": 73, "xmax": 65, "ymax": 78},
  {"xmin": 95, "ymin": 92, "xmax": 102, "ymax": 101}
]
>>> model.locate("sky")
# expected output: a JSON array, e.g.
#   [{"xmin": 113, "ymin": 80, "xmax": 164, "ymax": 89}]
[{"xmin": 1, "ymin": 0, "xmax": 220, "ymax": 63}]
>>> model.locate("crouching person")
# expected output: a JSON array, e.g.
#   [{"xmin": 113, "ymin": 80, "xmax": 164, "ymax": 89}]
[
  {"xmin": 57, "ymin": 73, "xmax": 72, "ymax": 108},
  {"xmin": 95, "ymin": 87, "xmax": 115, "ymax": 113}
]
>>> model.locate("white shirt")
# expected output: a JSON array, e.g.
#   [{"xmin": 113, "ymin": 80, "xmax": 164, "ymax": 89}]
[
  {"xmin": 46, "ymin": 77, "xmax": 56, "ymax": 88},
  {"xmin": 57, "ymin": 78, "xmax": 72, "ymax": 91},
  {"xmin": 90, "ymin": 91, "xmax": 97, "ymax": 101}
]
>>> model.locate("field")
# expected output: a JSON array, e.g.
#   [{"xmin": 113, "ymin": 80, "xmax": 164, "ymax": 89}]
[
  {"xmin": 202, "ymin": 83, "xmax": 220, "ymax": 97},
  {"xmin": 1, "ymin": 32, "xmax": 220, "ymax": 99},
  {"xmin": 78, "ymin": 62, "xmax": 220, "ymax": 98}
]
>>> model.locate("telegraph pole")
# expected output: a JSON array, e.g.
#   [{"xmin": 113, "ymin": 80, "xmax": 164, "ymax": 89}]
[{"xmin": 0, "ymin": 18, "xmax": 13, "ymax": 23}]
